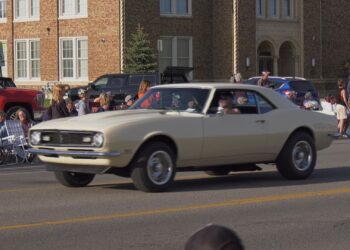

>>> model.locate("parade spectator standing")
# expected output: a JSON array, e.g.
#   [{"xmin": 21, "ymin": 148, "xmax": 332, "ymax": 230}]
[
  {"xmin": 120, "ymin": 95, "xmax": 134, "ymax": 110},
  {"xmin": 234, "ymin": 73, "xmax": 243, "ymax": 83},
  {"xmin": 66, "ymin": 98, "xmax": 78, "ymax": 117},
  {"xmin": 47, "ymin": 84, "xmax": 70, "ymax": 120},
  {"xmin": 321, "ymin": 95, "xmax": 336, "ymax": 115},
  {"xmin": 137, "ymin": 80, "xmax": 151, "ymax": 99},
  {"xmin": 106, "ymin": 91, "xmax": 117, "ymax": 110},
  {"xmin": 331, "ymin": 95, "xmax": 348, "ymax": 138},
  {"xmin": 16, "ymin": 109, "xmax": 34, "ymax": 138},
  {"xmin": 303, "ymin": 92, "xmax": 321, "ymax": 110},
  {"xmin": 76, "ymin": 89, "xmax": 91, "ymax": 116},
  {"xmin": 257, "ymin": 71, "xmax": 270, "ymax": 87},
  {"xmin": 0, "ymin": 112, "xmax": 7, "ymax": 138}
]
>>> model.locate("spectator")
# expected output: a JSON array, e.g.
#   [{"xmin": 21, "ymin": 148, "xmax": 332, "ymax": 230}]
[
  {"xmin": 331, "ymin": 96, "xmax": 348, "ymax": 138},
  {"xmin": 230, "ymin": 74, "xmax": 235, "ymax": 84},
  {"xmin": 66, "ymin": 98, "xmax": 78, "ymax": 117},
  {"xmin": 106, "ymin": 91, "xmax": 117, "ymax": 110},
  {"xmin": 47, "ymin": 84, "xmax": 70, "ymax": 120},
  {"xmin": 120, "ymin": 95, "xmax": 134, "ymax": 110},
  {"xmin": 76, "ymin": 89, "xmax": 91, "ymax": 116},
  {"xmin": 0, "ymin": 111, "xmax": 7, "ymax": 138},
  {"xmin": 338, "ymin": 79, "xmax": 350, "ymax": 111},
  {"xmin": 16, "ymin": 109, "xmax": 34, "ymax": 138},
  {"xmin": 137, "ymin": 80, "xmax": 151, "ymax": 99},
  {"xmin": 347, "ymin": 75, "xmax": 350, "ymax": 103},
  {"xmin": 303, "ymin": 92, "xmax": 321, "ymax": 110},
  {"xmin": 257, "ymin": 71, "xmax": 270, "ymax": 87},
  {"xmin": 96, "ymin": 93, "xmax": 109, "ymax": 112},
  {"xmin": 234, "ymin": 73, "xmax": 243, "ymax": 83},
  {"xmin": 286, "ymin": 90, "xmax": 297, "ymax": 104},
  {"xmin": 185, "ymin": 224, "xmax": 244, "ymax": 250},
  {"xmin": 321, "ymin": 95, "xmax": 336, "ymax": 115}
]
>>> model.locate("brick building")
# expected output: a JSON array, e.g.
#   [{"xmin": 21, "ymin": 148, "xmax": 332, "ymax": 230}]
[{"xmin": 0, "ymin": 0, "xmax": 349, "ymax": 88}]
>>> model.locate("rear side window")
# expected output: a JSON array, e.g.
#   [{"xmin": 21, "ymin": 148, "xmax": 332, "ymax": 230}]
[
  {"xmin": 94, "ymin": 77, "xmax": 108, "ymax": 89},
  {"xmin": 289, "ymin": 81, "xmax": 316, "ymax": 93},
  {"xmin": 255, "ymin": 93, "xmax": 275, "ymax": 114},
  {"xmin": 108, "ymin": 77, "xmax": 126, "ymax": 89}
]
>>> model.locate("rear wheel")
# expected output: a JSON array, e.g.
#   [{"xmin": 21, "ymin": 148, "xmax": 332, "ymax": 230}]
[
  {"xmin": 54, "ymin": 171, "xmax": 95, "ymax": 187},
  {"xmin": 131, "ymin": 142, "xmax": 176, "ymax": 192},
  {"xmin": 276, "ymin": 132, "xmax": 316, "ymax": 180}
]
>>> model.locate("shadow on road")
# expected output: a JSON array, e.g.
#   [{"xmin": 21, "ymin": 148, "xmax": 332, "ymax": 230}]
[{"xmin": 100, "ymin": 166, "xmax": 350, "ymax": 192}]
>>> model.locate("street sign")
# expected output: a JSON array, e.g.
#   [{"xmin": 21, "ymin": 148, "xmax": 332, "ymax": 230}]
[{"xmin": 0, "ymin": 42, "xmax": 4, "ymax": 67}]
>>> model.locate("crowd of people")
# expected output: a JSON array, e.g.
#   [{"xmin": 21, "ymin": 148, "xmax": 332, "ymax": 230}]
[{"xmin": 44, "ymin": 79, "xmax": 152, "ymax": 121}]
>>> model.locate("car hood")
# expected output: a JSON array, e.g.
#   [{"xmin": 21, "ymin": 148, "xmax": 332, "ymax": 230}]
[
  {"xmin": 31, "ymin": 109, "xmax": 175, "ymax": 132},
  {"xmin": 3, "ymin": 87, "xmax": 41, "ymax": 96}
]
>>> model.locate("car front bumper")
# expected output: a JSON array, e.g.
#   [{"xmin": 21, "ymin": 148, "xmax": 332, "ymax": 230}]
[{"xmin": 28, "ymin": 148, "xmax": 121, "ymax": 158}]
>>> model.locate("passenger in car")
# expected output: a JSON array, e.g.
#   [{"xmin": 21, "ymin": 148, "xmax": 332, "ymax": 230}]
[{"xmin": 218, "ymin": 93, "xmax": 241, "ymax": 115}]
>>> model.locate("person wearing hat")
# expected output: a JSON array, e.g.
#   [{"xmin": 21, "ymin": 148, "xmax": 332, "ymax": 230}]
[
  {"xmin": 218, "ymin": 92, "xmax": 241, "ymax": 115},
  {"xmin": 120, "ymin": 95, "xmax": 134, "ymax": 110},
  {"xmin": 185, "ymin": 224, "xmax": 244, "ymax": 250},
  {"xmin": 106, "ymin": 91, "xmax": 117, "ymax": 110},
  {"xmin": 76, "ymin": 89, "xmax": 91, "ymax": 116}
]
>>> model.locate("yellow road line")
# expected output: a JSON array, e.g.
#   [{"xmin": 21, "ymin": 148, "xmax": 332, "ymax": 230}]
[{"xmin": 1, "ymin": 186, "xmax": 350, "ymax": 232}]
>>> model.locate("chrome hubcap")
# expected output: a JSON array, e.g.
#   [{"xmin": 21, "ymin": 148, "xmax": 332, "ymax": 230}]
[
  {"xmin": 292, "ymin": 141, "xmax": 313, "ymax": 171},
  {"xmin": 147, "ymin": 151, "xmax": 173, "ymax": 185}
]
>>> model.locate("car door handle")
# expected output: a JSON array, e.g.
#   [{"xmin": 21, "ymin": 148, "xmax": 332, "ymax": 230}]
[{"xmin": 255, "ymin": 120, "xmax": 266, "ymax": 124}]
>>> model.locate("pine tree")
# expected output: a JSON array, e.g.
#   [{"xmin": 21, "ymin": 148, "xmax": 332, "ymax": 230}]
[{"xmin": 124, "ymin": 25, "xmax": 157, "ymax": 73}]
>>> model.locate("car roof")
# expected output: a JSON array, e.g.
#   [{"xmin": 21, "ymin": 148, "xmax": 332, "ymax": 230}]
[{"xmin": 247, "ymin": 76, "xmax": 307, "ymax": 81}]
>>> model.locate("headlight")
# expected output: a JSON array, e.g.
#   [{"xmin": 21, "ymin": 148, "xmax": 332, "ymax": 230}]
[
  {"xmin": 92, "ymin": 133, "xmax": 104, "ymax": 147},
  {"xmin": 30, "ymin": 131, "xmax": 41, "ymax": 145}
]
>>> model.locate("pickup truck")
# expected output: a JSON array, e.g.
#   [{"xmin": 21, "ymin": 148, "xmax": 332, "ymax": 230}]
[{"xmin": 0, "ymin": 77, "xmax": 45, "ymax": 120}]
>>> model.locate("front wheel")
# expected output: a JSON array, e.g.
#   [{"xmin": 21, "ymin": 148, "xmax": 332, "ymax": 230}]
[
  {"xmin": 131, "ymin": 142, "xmax": 176, "ymax": 192},
  {"xmin": 276, "ymin": 132, "xmax": 316, "ymax": 180},
  {"xmin": 54, "ymin": 171, "xmax": 95, "ymax": 187}
]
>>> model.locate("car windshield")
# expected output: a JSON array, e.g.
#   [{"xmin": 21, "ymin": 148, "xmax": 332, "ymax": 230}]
[{"xmin": 130, "ymin": 88, "xmax": 210, "ymax": 113}]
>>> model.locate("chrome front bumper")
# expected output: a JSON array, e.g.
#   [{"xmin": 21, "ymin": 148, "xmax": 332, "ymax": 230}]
[{"xmin": 28, "ymin": 148, "xmax": 121, "ymax": 158}]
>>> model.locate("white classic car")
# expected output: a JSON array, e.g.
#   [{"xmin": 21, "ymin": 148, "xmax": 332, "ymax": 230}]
[{"xmin": 29, "ymin": 84, "xmax": 336, "ymax": 192}]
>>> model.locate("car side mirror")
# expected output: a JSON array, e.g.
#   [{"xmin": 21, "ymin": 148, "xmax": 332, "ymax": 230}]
[{"xmin": 90, "ymin": 83, "xmax": 97, "ymax": 90}]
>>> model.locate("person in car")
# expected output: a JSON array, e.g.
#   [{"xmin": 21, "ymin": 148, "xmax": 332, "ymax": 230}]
[
  {"xmin": 76, "ymin": 89, "xmax": 91, "ymax": 116},
  {"xmin": 303, "ymin": 92, "xmax": 320, "ymax": 110},
  {"xmin": 137, "ymin": 80, "xmax": 151, "ymax": 99},
  {"xmin": 47, "ymin": 84, "xmax": 70, "ymax": 120},
  {"xmin": 218, "ymin": 93, "xmax": 241, "ymax": 115}
]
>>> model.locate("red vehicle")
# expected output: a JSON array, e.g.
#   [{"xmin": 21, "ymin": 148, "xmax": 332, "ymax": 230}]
[{"xmin": 0, "ymin": 77, "xmax": 45, "ymax": 120}]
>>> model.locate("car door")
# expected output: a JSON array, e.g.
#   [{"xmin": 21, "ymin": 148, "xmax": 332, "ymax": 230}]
[{"xmin": 200, "ymin": 89, "xmax": 272, "ymax": 166}]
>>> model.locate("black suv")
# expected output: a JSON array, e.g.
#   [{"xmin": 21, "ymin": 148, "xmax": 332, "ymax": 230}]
[
  {"xmin": 68, "ymin": 73, "xmax": 159, "ymax": 103},
  {"xmin": 68, "ymin": 67, "xmax": 193, "ymax": 104}
]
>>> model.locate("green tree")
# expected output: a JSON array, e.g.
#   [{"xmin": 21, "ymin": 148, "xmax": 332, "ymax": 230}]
[{"xmin": 124, "ymin": 25, "xmax": 157, "ymax": 73}]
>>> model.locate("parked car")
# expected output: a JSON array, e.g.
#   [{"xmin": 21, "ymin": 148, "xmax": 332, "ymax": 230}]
[
  {"xmin": 0, "ymin": 77, "xmax": 45, "ymax": 121},
  {"xmin": 67, "ymin": 73, "xmax": 159, "ymax": 104},
  {"xmin": 29, "ymin": 83, "xmax": 335, "ymax": 192},
  {"xmin": 245, "ymin": 76, "xmax": 321, "ymax": 108},
  {"xmin": 67, "ymin": 67, "xmax": 193, "ymax": 104}
]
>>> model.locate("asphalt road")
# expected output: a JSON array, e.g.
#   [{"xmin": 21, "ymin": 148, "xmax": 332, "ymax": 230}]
[{"xmin": 0, "ymin": 140, "xmax": 349, "ymax": 250}]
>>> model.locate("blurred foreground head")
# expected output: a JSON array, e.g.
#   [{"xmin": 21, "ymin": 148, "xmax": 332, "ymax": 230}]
[{"xmin": 185, "ymin": 224, "xmax": 244, "ymax": 250}]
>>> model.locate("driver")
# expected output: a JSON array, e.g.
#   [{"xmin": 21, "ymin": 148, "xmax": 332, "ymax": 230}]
[{"xmin": 218, "ymin": 92, "xmax": 241, "ymax": 114}]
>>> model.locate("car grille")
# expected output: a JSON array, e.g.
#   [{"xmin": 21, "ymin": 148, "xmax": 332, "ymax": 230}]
[{"xmin": 39, "ymin": 131, "xmax": 96, "ymax": 147}]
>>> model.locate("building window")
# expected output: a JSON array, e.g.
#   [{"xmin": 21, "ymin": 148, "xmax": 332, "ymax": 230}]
[
  {"xmin": 256, "ymin": 0, "xmax": 264, "ymax": 17},
  {"xmin": 159, "ymin": 36, "xmax": 192, "ymax": 77},
  {"xmin": 14, "ymin": 0, "xmax": 40, "ymax": 21},
  {"xmin": 268, "ymin": 0, "xmax": 278, "ymax": 17},
  {"xmin": 60, "ymin": 37, "xmax": 88, "ymax": 81},
  {"xmin": 160, "ymin": 0, "xmax": 192, "ymax": 16},
  {"xmin": 283, "ymin": 0, "xmax": 293, "ymax": 18},
  {"xmin": 60, "ymin": 0, "xmax": 87, "ymax": 18},
  {"xmin": 15, "ymin": 39, "xmax": 40, "ymax": 80},
  {"xmin": 0, "ymin": 0, "xmax": 6, "ymax": 20},
  {"xmin": 0, "ymin": 41, "xmax": 7, "ymax": 77}
]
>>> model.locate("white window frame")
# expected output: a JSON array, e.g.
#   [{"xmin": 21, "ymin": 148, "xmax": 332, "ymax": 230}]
[
  {"xmin": 282, "ymin": 0, "xmax": 294, "ymax": 19},
  {"xmin": 160, "ymin": 0, "xmax": 192, "ymax": 17},
  {"xmin": 256, "ymin": 0, "xmax": 266, "ymax": 18},
  {"xmin": 59, "ymin": 0, "xmax": 88, "ymax": 19},
  {"xmin": 0, "ymin": 40, "xmax": 8, "ymax": 77},
  {"xmin": 159, "ymin": 36, "xmax": 193, "ymax": 79},
  {"xmin": 13, "ymin": 0, "xmax": 40, "ymax": 22},
  {"xmin": 59, "ymin": 37, "xmax": 89, "ymax": 82},
  {"xmin": 0, "ymin": 0, "xmax": 7, "ymax": 22},
  {"xmin": 14, "ymin": 39, "xmax": 41, "ymax": 81}
]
